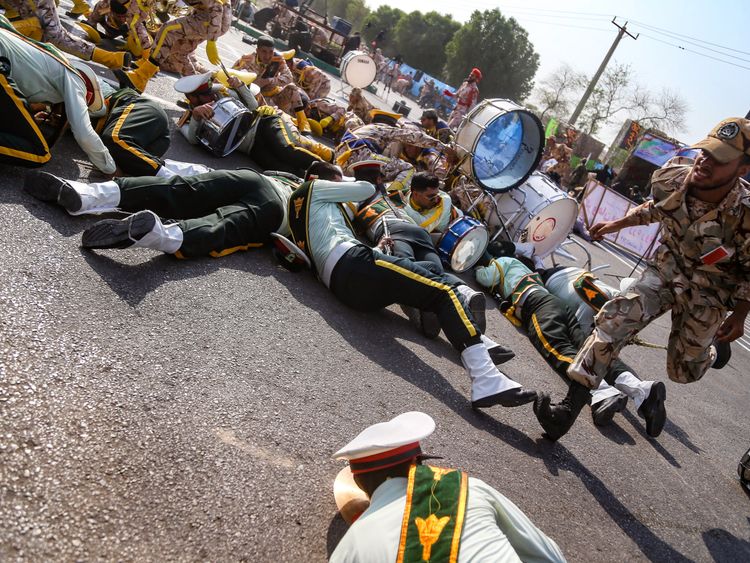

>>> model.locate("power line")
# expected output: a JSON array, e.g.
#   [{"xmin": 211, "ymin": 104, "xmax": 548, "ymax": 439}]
[
  {"xmin": 628, "ymin": 19, "xmax": 750, "ymax": 57},
  {"xmin": 505, "ymin": 16, "xmax": 613, "ymax": 34},
  {"xmin": 638, "ymin": 33, "xmax": 750, "ymax": 72},
  {"xmin": 483, "ymin": 2, "xmax": 750, "ymax": 57}
]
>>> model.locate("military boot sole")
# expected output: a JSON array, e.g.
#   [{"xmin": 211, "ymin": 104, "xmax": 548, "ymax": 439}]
[{"xmin": 82, "ymin": 210, "xmax": 156, "ymax": 250}]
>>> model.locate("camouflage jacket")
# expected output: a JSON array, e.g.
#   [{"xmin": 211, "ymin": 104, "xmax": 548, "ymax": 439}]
[
  {"xmin": 232, "ymin": 49, "xmax": 293, "ymax": 95},
  {"xmin": 342, "ymin": 124, "xmax": 448, "ymax": 155},
  {"xmin": 625, "ymin": 162, "xmax": 750, "ymax": 305}
]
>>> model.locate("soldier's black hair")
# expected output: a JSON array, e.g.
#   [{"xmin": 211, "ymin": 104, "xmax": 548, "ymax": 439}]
[
  {"xmin": 257, "ymin": 35, "xmax": 275, "ymax": 48},
  {"xmin": 305, "ymin": 161, "xmax": 341, "ymax": 181},
  {"xmin": 410, "ymin": 172, "xmax": 440, "ymax": 192}
]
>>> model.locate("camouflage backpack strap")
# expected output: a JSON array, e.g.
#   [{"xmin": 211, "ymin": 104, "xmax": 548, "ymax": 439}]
[
  {"xmin": 397, "ymin": 465, "xmax": 469, "ymax": 563},
  {"xmin": 573, "ymin": 272, "xmax": 609, "ymax": 312}
]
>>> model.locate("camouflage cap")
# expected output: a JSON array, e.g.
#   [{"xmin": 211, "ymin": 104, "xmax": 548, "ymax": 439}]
[{"xmin": 691, "ymin": 117, "xmax": 750, "ymax": 163}]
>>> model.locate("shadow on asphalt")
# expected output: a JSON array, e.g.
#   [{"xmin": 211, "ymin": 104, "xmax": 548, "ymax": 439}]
[
  {"xmin": 702, "ymin": 519, "xmax": 750, "ymax": 562},
  {"xmin": 325, "ymin": 514, "xmax": 349, "ymax": 558},
  {"xmin": 278, "ymin": 274, "xmax": 696, "ymax": 562}
]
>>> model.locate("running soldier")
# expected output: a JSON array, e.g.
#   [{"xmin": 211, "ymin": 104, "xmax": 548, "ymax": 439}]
[{"xmin": 536, "ymin": 118, "xmax": 750, "ymax": 440}]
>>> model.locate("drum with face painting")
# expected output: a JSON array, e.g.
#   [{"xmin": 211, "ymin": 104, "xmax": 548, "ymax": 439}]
[{"xmin": 454, "ymin": 99, "xmax": 544, "ymax": 193}]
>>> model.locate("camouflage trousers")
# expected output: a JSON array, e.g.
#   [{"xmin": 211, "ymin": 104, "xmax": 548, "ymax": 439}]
[
  {"xmin": 266, "ymin": 83, "xmax": 305, "ymax": 115},
  {"xmin": 335, "ymin": 146, "xmax": 414, "ymax": 191},
  {"xmin": 20, "ymin": 0, "xmax": 95, "ymax": 58},
  {"xmin": 152, "ymin": 4, "xmax": 231, "ymax": 75},
  {"xmin": 568, "ymin": 265, "xmax": 725, "ymax": 388},
  {"xmin": 301, "ymin": 72, "xmax": 330, "ymax": 99}
]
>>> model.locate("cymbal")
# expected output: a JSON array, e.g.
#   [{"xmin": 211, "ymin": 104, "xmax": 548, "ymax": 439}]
[{"xmin": 333, "ymin": 466, "xmax": 370, "ymax": 525}]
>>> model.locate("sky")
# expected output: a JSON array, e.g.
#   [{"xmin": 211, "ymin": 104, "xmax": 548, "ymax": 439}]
[{"xmin": 366, "ymin": 0, "xmax": 750, "ymax": 148}]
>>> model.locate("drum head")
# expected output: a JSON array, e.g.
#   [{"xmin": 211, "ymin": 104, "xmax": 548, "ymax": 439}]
[
  {"xmin": 341, "ymin": 52, "xmax": 376, "ymax": 89},
  {"xmin": 524, "ymin": 197, "xmax": 578, "ymax": 257},
  {"xmin": 471, "ymin": 108, "xmax": 543, "ymax": 193},
  {"xmin": 451, "ymin": 226, "xmax": 488, "ymax": 272}
]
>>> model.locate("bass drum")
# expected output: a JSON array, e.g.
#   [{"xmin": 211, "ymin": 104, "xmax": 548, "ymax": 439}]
[
  {"xmin": 489, "ymin": 172, "xmax": 578, "ymax": 257},
  {"xmin": 339, "ymin": 50, "xmax": 377, "ymax": 89},
  {"xmin": 454, "ymin": 99, "xmax": 544, "ymax": 193},
  {"xmin": 197, "ymin": 98, "xmax": 253, "ymax": 157}
]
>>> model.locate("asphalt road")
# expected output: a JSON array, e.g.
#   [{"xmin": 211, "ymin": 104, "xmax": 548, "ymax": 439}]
[{"xmin": 1, "ymin": 8, "xmax": 749, "ymax": 562}]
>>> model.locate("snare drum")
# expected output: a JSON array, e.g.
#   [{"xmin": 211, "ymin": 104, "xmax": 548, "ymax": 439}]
[
  {"xmin": 437, "ymin": 217, "xmax": 489, "ymax": 273},
  {"xmin": 197, "ymin": 97, "xmax": 253, "ymax": 157},
  {"xmin": 339, "ymin": 51, "xmax": 377, "ymax": 89},
  {"xmin": 454, "ymin": 99, "xmax": 544, "ymax": 193},
  {"xmin": 490, "ymin": 172, "xmax": 578, "ymax": 257}
]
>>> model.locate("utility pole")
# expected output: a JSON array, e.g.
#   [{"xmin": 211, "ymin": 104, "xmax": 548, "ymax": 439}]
[{"xmin": 569, "ymin": 18, "xmax": 638, "ymax": 126}]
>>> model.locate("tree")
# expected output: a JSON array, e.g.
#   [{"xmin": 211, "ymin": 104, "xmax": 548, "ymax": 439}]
[
  {"xmin": 309, "ymin": 0, "xmax": 369, "ymax": 30},
  {"xmin": 393, "ymin": 11, "xmax": 460, "ymax": 77},
  {"xmin": 631, "ymin": 87, "xmax": 688, "ymax": 134},
  {"xmin": 575, "ymin": 63, "xmax": 688, "ymax": 136},
  {"xmin": 577, "ymin": 63, "xmax": 635, "ymax": 136},
  {"xmin": 534, "ymin": 64, "xmax": 586, "ymax": 121},
  {"xmin": 361, "ymin": 5, "xmax": 405, "ymax": 57},
  {"xmin": 444, "ymin": 9, "xmax": 539, "ymax": 101}
]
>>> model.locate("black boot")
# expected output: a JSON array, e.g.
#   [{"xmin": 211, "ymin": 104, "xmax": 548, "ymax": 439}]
[{"xmin": 533, "ymin": 381, "xmax": 591, "ymax": 441}]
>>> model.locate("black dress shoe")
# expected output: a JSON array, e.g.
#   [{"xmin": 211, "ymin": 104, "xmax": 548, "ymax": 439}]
[
  {"xmin": 591, "ymin": 393, "xmax": 628, "ymax": 426},
  {"xmin": 487, "ymin": 345, "xmax": 515, "ymax": 365},
  {"xmin": 712, "ymin": 339, "xmax": 731, "ymax": 369},
  {"xmin": 82, "ymin": 210, "xmax": 156, "ymax": 249},
  {"xmin": 533, "ymin": 382, "xmax": 590, "ymax": 441},
  {"xmin": 24, "ymin": 171, "xmax": 82, "ymax": 213},
  {"xmin": 472, "ymin": 387, "xmax": 536, "ymax": 409},
  {"xmin": 637, "ymin": 381, "xmax": 666, "ymax": 438}
]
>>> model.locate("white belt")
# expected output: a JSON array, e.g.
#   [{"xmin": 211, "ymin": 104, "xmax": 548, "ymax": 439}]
[{"xmin": 321, "ymin": 240, "xmax": 357, "ymax": 288}]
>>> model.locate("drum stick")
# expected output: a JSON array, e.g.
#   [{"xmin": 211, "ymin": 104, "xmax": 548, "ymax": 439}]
[{"xmin": 218, "ymin": 58, "xmax": 242, "ymax": 96}]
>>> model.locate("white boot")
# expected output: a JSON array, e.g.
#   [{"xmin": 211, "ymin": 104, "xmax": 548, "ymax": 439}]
[
  {"xmin": 81, "ymin": 210, "xmax": 183, "ymax": 254},
  {"xmin": 461, "ymin": 343, "xmax": 520, "ymax": 403},
  {"xmin": 156, "ymin": 159, "xmax": 213, "ymax": 178},
  {"xmin": 132, "ymin": 213, "xmax": 184, "ymax": 253},
  {"xmin": 67, "ymin": 180, "xmax": 121, "ymax": 216},
  {"xmin": 613, "ymin": 371, "xmax": 652, "ymax": 409},
  {"xmin": 590, "ymin": 380, "xmax": 622, "ymax": 405}
]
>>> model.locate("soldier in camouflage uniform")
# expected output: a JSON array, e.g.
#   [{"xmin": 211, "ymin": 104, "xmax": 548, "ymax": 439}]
[
  {"xmin": 347, "ymin": 87, "xmax": 373, "ymax": 124},
  {"xmin": 86, "ymin": 0, "xmax": 153, "ymax": 57},
  {"xmin": 288, "ymin": 57, "xmax": 330, "ymax": 99},
  {"xmin": 2, "ymin": 0, "xmax": 129, "ymax": 68},
  {"xmin": 535, "ymin": 117, "xmax": 750, "ymax": 441},
  {"xmin": 304, "ymin": 96, "xmax": 346, "ymax": 139},
  {"xmin": 152, "ymin": 0, "xmax": 230, "ymax": 75},
  {"xmin": 232, "ymin": 35, "xmax": 310, "ymax": 132},
  {"xmin": 116, "ymin": 0, "xmax": 230, "ymax": 93},
  {"xmin": 335, "ymin": 114, "xmax": 452, "ymax": 192}
]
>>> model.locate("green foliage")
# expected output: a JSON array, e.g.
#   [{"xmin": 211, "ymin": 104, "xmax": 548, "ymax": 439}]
[
  {"xmin": 445, "ymin": 9, "xmax": 539, "ymax": 101},
  {"xmin": 393, "ymin": 11, "xmax": 460, "ymax": 77},
  {"xmin": 360, "ymin": 5, "xmax": 405, "ymax": 57}
]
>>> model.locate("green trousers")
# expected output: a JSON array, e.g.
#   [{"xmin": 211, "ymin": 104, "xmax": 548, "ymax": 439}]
[
  {"xmin": 115, "ymin": 169, "xmax": 285, "ymax": 258},
  {"xmin": 249, "ymin": 113, "xmax": 326, "ymax": 177},
  {"xmin": 101, "ymin": 91, "xmax": 170, "ymax": 176},
  {"xmin": 518, "ymin": 290, "xmax": 631, "ymax": 385}
]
